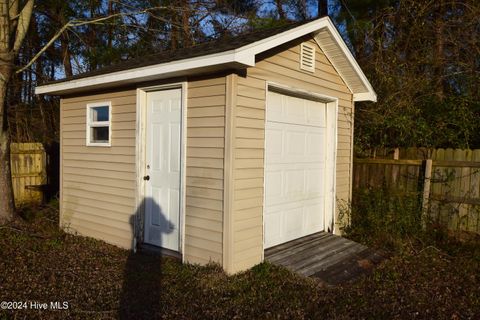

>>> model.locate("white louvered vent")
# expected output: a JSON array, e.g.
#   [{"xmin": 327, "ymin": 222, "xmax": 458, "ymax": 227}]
[{"xmin": 300, "ymin": 43, "xmax": 315, "ymax": 72}]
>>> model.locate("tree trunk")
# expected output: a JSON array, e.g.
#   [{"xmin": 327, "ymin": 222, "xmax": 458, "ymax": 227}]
[
  {"xmin": 0, "ymin": 0, "xmax": 14, "ymax": 222},
  {"xmin": 107, "ymin": 0, "xmax": 114, "ymax": 49},
  {"xmin": 318, "ymin": 0, "xmax": 328, "ymax": 17},
  {"xmin": 0, "ymin": 125, "xmax": 14, "ymax": 223},
  {"xmin": 171, "ymin": 1, "xmax": 179, "ymax": 50},
  {"xmin": 0, "ymin": 54, "xmax": 14, "ymax": 223},
  {"xmin": 434, "ymin": 0, "xmax": 445, "ymax": 100},
  {"xmin": 298, "ymin": 0, "xmax": 307, "ymax": 20},
  {"xmin": 275, "ymin": 0, "xmax": 286, "ymax": 20},
  {"xmin": 0, "ymin": 0, "xmax": 34, "ymax": 223},
  {"xmin": 181, "ymin": 0, "xmax": 191, "ymax": 47},
  {"xmin": 60, "ymin": 35, "xmax": 72, "ymax": 77}
]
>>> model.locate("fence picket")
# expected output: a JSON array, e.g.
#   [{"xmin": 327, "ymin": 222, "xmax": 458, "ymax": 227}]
[
  {"xmin": 353, "ymin": 147, "xmax": 480, "ymax": 234},
  {"xmin": 10, "ymin": 143, "xmax": 46, "ymax": 206}
]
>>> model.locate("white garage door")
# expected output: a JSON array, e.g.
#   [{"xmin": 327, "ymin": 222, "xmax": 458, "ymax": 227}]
[{"xmin": 264, "ymin": 90, "xmax": 330, "ymax": 249}]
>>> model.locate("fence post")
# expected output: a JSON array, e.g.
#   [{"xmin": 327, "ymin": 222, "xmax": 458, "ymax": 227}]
[
  {"xmin": 393, "ymin": 148, "xmax": 400, "ymax": 160},
  {"xmin": 422, "ymin": 159, "xmax": 433, "ymax": 228}
]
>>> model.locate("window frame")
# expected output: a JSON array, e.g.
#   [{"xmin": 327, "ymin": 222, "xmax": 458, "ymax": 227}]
[{"xmin": 86, "ymin": 101, "xmax": 112, "ymax": 147}]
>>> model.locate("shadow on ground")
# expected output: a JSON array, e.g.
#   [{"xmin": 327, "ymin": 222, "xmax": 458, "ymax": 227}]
[{"xmin": 118, "ymin": 198, "xmax": 175, "ymax": 319}]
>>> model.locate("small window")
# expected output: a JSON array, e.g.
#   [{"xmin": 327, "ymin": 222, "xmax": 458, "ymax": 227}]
[
  {"xmin": 300, "ymin": 43, "xmax": 315, "ymax": 72},
  {"xmin": 86, "ymin": 102, "xmax": 111, "ymax": 146}
]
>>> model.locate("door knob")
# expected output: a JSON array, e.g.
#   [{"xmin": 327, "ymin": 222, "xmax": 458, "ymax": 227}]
[{"xmin": 143, "ymin": 175, "xmax": 150, "ymax": 181}]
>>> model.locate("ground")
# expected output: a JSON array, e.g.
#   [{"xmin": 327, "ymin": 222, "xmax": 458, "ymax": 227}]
[{"xmin": 0, "ymin": 204, "xmax": 479, "ymax": 319}]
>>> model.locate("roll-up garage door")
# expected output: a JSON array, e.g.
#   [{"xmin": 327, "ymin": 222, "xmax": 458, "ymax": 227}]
[{"xmin": 264, "ymin": 90, "xmax": 329, "ymax": 248}]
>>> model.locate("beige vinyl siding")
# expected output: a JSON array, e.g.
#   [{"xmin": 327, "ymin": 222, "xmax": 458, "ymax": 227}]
[
  {"xmin": 227, "ymin": 74, "xmax": 266, "ymax": 273},
  {"xmin": 228, "ymin": 37, "xmax": 354, "ymax": 272},
  {"xmin": 184, "ymin": 76, "xmax": 226, "ymax": 265},
  {"xmin": 58, "ymin": 36, "xmax": 356, "ymax": 273},
  {"xmin": 60, "ymin": 90, "xmax": 137, "ymax": 249}
]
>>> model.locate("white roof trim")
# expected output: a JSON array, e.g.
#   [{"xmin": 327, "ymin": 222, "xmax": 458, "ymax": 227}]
[
  {"xmin": 313, "ymin": 18, "xmax": 377, "ymax": 102},
  {"xmin": 353, "ymin": 92, "xmax": 377, "ymax": 102},
  {"xmin": 35, "ymin": 17, "xmax": 376, "ymax": 102},
  {"xmin": 35, "ymin": 50, "xmax": 254, "ymax": 95}
]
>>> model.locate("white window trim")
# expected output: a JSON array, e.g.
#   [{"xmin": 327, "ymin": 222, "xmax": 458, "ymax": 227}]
[{"xmin": 86, "ymin": 101, "xmax": 112, "ymax": 147}]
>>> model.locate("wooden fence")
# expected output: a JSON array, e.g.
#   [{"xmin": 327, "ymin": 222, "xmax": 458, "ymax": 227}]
[
  {"xmin": 353, "ymin": 148, "xmax": 480, "ymax": 234},
  {"xmin": 10, "ymin": 143, "xmax": 47, "ymax": 206}
]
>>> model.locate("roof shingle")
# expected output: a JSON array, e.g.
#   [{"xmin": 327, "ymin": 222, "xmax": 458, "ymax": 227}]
[{"xmin": 46, "ymin": 19, "xmax": 314, "ymax": 85}]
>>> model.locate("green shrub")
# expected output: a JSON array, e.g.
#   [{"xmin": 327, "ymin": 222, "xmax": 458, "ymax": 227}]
[{"xmin": 339, "ymin": 187, "xmax": 430, "ymax": 252}]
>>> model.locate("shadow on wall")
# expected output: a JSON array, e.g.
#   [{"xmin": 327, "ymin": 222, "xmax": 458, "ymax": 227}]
[{"xmin": 119, "ymin": 197, "xmax": 173, "ymax": 319}]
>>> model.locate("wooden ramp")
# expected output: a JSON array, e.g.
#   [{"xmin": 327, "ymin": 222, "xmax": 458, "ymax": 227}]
[{"xmin": 265, "ymin": 232, "xmax": 384, "ymax": 285}]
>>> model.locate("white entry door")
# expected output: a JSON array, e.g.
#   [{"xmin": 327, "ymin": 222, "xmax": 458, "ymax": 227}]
[
  {"xmin": 264, "ymin": 91, "xmax": 329, "ymax": 248},
  {"xmin": 144, "ymin": 89, "xmax": 182, "ymax": 251}
]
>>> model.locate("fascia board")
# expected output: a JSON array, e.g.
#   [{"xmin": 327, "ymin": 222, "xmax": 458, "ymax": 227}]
[
  {"xmin": 315, "ymin": 19, "xmax": 377, "ymax": 101},
  {"xmin": 35, "ymin": 50, "xmax": 253, "ymax": 95},
  {"xmin": 353, "ymin": 91, "xmax": 377, "ymax": 102}
]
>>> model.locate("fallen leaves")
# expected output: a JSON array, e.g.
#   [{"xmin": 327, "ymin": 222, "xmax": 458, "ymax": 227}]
[{"xmin": 0, "ymin": 208, "xmax": 478, "ymax": 319}]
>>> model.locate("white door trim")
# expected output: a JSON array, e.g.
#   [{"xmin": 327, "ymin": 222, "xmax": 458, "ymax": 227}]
[
  {"xmin": 263, "ymin": 81, "xmax": 338, "ymax": 251},
  {"xmin": 135, "ymin": 82, "xmax": 187, "ymax": 256}
]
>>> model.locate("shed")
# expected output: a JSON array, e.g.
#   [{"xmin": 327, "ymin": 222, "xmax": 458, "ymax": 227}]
[{"xmin": 35, "ymin": 17, "xmax": 376, "ymax": 274}]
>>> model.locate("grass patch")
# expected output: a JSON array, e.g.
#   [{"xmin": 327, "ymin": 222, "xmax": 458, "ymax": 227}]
[{"xmin": 0, "ymin": 201, "xmax": 479, "ymax": 319}]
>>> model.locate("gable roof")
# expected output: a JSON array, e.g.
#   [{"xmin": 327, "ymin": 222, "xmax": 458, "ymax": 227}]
[{"xmin": 35, "ymin": 17, "xmax": 376, "ymax": 102}]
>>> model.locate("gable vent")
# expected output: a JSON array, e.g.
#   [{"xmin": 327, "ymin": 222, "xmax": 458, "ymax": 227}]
[{"xmin": 300, "ymin": 43, "xmax": 315, "ymax": 72}]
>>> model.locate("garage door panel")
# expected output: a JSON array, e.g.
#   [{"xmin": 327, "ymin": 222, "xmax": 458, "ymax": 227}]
[
  {"xmin": 285, "ymin": 130, "xmax": 306, "ymax": 156},
  {"xmin": 264, "ymin": 199, "xmax": 325, "ymax": 248},
  {"xmin": 306, "ymin": 99, "xmax": 326, "ymax": 127},
  {"xmin": 285, "ymin": 96, "xmax": 307, "ymax": 124},
  {"xmin": 305, "ymin": 168, "xmax": 325, "ymax": 195},
  {"xmin": 266, "ymin": 123, "xmax": 325, "ymax": 164},
  {"xmin": 307, "ymin": 132, "xmax": 325, "ymax": 157},
  {"xmin": 305, "ymin": 202, "xmax": 325, "ymax": 232},
  {"xmin": 265, "ymin": 127, "xmax": 283, "ymax": 156},
  {"xmin": 266, "ymin": 165, "xmax": 323, "ymax": 206},
  {"xmin": 265, "ymin": 203, "xmax": 300, "ymax": 246},
  {"xmin": 267, "ymin": 91, "xmax": 327, "ymax": 127},
  {"xmin": 267, "ymin": 162, "xmax": 324, "ymax": 170},
  {"xmin": 265, "ymin": 91, "xmax": 329, "ymax": 249},
  {"xmin": 266, "ymin": 198, "xmax": 324, "ymax": 213},
  {"xmin": 284, "ymin": 206, "xmax": 304, "ymax": 237},
  {"xmin": 265, "ymin": 171, "xmax": 282, "ymax": 199},
  {"xmin": 285, "ymin": 169, "xmax": 305, "ymax": 197},
  {"xmin": 266, "ymin": 91, "xmax": 284, "ymax": 122},
  {"xmin": 264, "ymin": 212, "xmax": 282, "ymax": 244}
]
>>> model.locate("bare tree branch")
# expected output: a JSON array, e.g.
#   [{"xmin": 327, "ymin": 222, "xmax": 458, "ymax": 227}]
[
  {"xmin": 16, "ymin": 6, "xmax": 172, "ymax": 74},
  {"xmin": 8, "ymin": 0, "xmax": 18, "ymax": 21},
  {"xmin": 12, "ymin": 0, "xmax": 33, "ymax": 52}
]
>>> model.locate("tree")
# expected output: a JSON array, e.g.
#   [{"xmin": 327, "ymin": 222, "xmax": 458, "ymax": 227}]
[
  {"xmin": 0, "ymin": 1, "xmax": 162, "ymax": 223},
  {"xmin": 338, "ymin": 0, "xmax": 480, "ymax": 151},
  {"xmin": 0, "ymin": 0, "xmax": 34, "ymax": 223},
  {"xmin": 318, "ymin": 0, "xmax": 328, "ymax": 16}
]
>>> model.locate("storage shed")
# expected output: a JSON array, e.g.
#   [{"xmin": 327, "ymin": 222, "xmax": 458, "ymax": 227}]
[{"xmin": 36, "ymin": 17, "xmax": 376, "ymax": 273}]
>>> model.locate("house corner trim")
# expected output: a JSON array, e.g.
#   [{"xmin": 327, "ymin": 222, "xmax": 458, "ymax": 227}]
[{"xmin": 223, "ymin": 73, "xmax": 237, "ymax": 273}]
